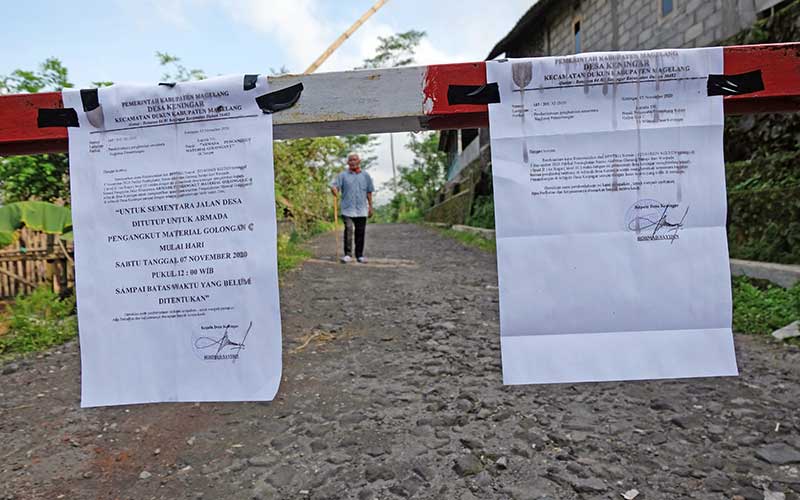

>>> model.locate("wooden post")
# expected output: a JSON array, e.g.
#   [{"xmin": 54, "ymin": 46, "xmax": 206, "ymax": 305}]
[
  {"xmin": 45, "ymin": 234, "xmax": 56, "ymax": 293},
  {"xmin": 303, "ymin": 0, "xmax": 389, "ymax": 75}
]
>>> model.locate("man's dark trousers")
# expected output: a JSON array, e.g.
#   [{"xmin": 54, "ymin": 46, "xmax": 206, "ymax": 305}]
[{"xmin": 342, "ymin": 216, "xmax": 367, "ymax": 259}]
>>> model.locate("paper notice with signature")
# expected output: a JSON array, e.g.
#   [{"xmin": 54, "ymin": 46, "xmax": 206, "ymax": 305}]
[
  {"xmin": 487, "ymin": 48, "xmax": 737, "ymax": 384},
  {"xmin": 64, "ymin": 75, "xmax": 282, "ymax": 406}
]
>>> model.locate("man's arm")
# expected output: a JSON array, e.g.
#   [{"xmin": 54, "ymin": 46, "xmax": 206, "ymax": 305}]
[
  {"xmin": 366, "ymin": 173, "xmax": 375, "ymax": 217},
  {"xmin": 330, "ymin": 173, "xmax": 340, "ymax": 197}
]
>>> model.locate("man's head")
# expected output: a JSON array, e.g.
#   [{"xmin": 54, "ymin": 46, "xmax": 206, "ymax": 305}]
[{"xmin": 347, "ymin": 153, "xmax": 361, "ymax": 172}]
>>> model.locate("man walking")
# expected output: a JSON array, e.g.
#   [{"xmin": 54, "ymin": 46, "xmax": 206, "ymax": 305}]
[{"xmin": 330, "ymin": 153, "xmax": 374, "ymax": 263}]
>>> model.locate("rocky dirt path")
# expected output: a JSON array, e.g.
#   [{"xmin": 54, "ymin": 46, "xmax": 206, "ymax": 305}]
[{"xmin": 1, "ymin": 223, "xmax": 800, "ymax": 500}]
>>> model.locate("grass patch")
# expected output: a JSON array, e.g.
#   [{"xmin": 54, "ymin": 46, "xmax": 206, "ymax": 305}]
[
  {"xmin": 277, "ymin": 233, "xmax": 312, "ymax": 274},
  {"xmin": 0, "ymin": 286, "xmax": 77, "ymax": 359},
  {"xmin": 732, "ymin": 276, "xmax": 800, "ymax": 336},
  {"xmin": 276, "ymin": 219, "xmax": 336, "ymax": 275},
  {"xmin": 308, "ymin": 219, "xmax": 335, "ymax": 236},
  {"xmin": 397, "ymin": 208, "xmax": 424, "ymax": 223},
  {"xmin": 439, "ymin": 228, "xmax": 496, "ymax": 253}
]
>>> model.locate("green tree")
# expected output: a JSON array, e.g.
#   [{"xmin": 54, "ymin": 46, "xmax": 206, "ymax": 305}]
[
  {"xmin": 156, "ymin": 51, "xmax": 207, "ymax": 82},
  {"xmin": 373, "ymin": 191, "xmax": 412, "ymax": 223},
  {"xmin": 396, "ymin": 132, "xmax": 447, "ymax": 212},
  {"xmin": 0, "ymin": 58, "xmax": 72, "ymax": 94},
  {"xmin": 360, "ymin": 30, "xmax": 426, "ymax": 69},
  {"xmin": 273, "ymin": 136, "xmax": 348, "ymax": 227},
  {"xmin": 0, "ymin": 58, "xmax": 74, "ymax": 204},
  {"xmin": 0, "ymin": 154, "xmax": 70, "ymax": 203},
  {"xmin": 341, "ymin": 134, "xmax": 378, "ymax": 170}
]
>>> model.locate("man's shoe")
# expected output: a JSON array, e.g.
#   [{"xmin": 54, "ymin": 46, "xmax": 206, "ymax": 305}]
[
  {"xmin": 357, "ymin": 257, "xmax": 367, "ymax": 263},
  {"xmin": 340, "ymin": 255, "xmax": 352, "ymax": 263}
]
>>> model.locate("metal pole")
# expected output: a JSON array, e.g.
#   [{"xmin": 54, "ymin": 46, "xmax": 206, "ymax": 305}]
[{"xmin": 389, "ymin": 133, "xmax": 397, "ymax": 194}]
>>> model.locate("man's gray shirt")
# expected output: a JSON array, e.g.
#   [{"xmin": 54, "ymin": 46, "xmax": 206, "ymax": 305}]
[{"xmin": 330, "ymin": 170, "xmax": 374, "ymax": 217}]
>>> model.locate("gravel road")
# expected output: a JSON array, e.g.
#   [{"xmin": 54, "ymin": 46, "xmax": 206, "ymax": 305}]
[{"xmin": 1, "ymin": 223, "xmax": 799, "ymax": 500}]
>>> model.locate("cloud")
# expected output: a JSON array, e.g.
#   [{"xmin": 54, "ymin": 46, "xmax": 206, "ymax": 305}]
[
  {"xmin": 414, "ymin": 37, "xmax": 472, "ymax": 66},
  {"xmin": 151, "ymin": 0, "xmax": 192, "ymax": 30},
  {"xmin": 131, "ymin": 0, "xmax": 229, "ymax": 31},
  {"xmin": 424, "ymin": 0, "xmax": 534, "ymax": 59},
  {"xmin": 316, "ymin": 20, "xmax": 394, "ymax": 72},
  {"xmin": 118, "ymin": 0, "xmax": 195, "ymax": 31},
  {"xmin": 209, "ymin": 0, "xmax": 481, "ymax": 73},
  {"xmin": 217, "ymin": 0, "xmax": 337, "ymax": 72}
]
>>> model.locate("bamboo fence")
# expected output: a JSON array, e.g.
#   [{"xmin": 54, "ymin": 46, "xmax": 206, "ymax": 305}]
[{"xmin": 0, "ymin": 228, "xmax": 73, "ymax": 299}]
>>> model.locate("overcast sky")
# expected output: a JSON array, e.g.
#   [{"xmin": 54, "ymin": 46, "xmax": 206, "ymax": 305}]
[{"xmin": 1, "ymin": 0, "xmax": 533, "ymax": 203}]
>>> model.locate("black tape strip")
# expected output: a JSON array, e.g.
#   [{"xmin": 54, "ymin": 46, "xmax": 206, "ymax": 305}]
[
  {"xmin": 707, "ymin": 70, "xmax": 764, "ymax": 96},
  {"xmin": 38, "ymin": 108, "xmax": 79, "ymax": 128},
  {"xmin": 80, "ymin": 88, "xmax": 100, "ymax": 112},
  {"xmin": 244, "ymin": 74, "xmax": 259, "ymax": 91},
  {"xmin": 159, "ymin": 82, "xmax": 176, "ymax": 88},
  {"xmin": 255, "ymin": 82, "xmax": 304, "ymax": 113},
  {"xmin": 447, "ymin": 83, "xmax": 500, "ymax": 105}
]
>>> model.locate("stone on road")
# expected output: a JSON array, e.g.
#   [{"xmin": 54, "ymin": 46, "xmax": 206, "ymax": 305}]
[{"xmin": 755, "ymin": 443, "xmax": 800, "ymax": 465}]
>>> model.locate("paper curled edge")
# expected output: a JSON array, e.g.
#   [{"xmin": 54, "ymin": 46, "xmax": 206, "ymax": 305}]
[{"xmin": 38, "ymin": 88, "xmax": 104, "ymax": 128}]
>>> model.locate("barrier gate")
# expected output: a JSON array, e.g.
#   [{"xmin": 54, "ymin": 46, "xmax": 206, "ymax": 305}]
[{"xmin": 0, "ymin": 43, "xmax": 799, "ymax": 157}]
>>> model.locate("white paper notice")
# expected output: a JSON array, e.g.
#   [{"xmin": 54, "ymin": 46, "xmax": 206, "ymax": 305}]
[
  {"xmin": 487, "ymin": 48, "xmax": 738, "ymax": 385},
  {"xmin": 64, "ymin": 75, "xmax": 282, "ymax": 406}
]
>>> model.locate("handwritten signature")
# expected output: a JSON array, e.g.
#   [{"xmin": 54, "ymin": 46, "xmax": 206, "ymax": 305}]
[
  {"xmin": 626, "ymin": 200, "xmax": 689, "ymax": 243},
  {"xmin": 193, "ymin": 321, "xmax": 253, "ymax": 362}
]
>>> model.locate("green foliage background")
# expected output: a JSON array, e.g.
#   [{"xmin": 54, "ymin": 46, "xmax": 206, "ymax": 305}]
[
  {"xmin": 467, "ymin": 195, "xmax": 495, "ymax": 229},
  {"xmin": 273, "ymin": 136, "xmax": 350, "ymax": 229},
  {"xmin": 0, "ymin": 59, "xmax": 73, "ymax": 205},
  {"xmin": 379, "ymin": 132, "xmax": 448, "ymax": 222},
  {"xmin": 0, "ymin": 154, "xmax": 70, "ymax": 204},
  {"xmin": 0, "ymin": 201, "xmax": 73, "ymax": 246},
  {"xmin": 732, "ymin": 276, "xmax": 800, "ymax": 336},
  {"xmin": 0, "ymin": 286, "xmax": 78, "ymax": 357},
  {"xmin": 726, "ymin": 152, "xmax": 800, "ymax": 264},
  {"xmin": 721, "ymin": 1, "xmax": 800, "ymax": 264}
]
